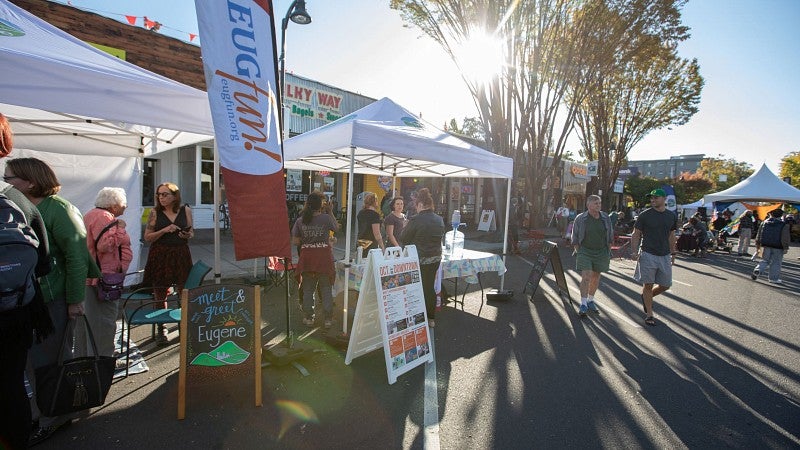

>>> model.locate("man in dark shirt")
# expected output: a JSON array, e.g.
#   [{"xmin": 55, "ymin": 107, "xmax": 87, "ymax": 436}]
[{"xmin": 630, "ymin": 189, "xmax": 678, "ymax": 326}]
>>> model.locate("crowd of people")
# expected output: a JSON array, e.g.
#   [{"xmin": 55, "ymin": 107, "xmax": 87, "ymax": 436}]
[{"xmin": 0, "ymin": 113, "xmax": 195, "ymax": 448}]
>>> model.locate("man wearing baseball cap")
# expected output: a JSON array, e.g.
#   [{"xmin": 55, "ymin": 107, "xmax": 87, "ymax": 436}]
[{"xmin": 630, "ymin": 188, "xmax": 678, "ymax": 326}]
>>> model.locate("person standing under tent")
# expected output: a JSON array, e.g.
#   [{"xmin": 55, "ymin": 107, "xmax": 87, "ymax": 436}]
[
  {"xmin": 400, "ymin": 188, "xmax": 444, "ymax": 327},
  {"xmin": 752, "ymin": 208, "xmax": 790, "ymax": 284},
  {"xmin": 384, "ymin": 196, "xmax": 407, "ymax": 248},
  {"xmin": 356, "ymin": 192, "xmax": 384, "ymax": 258},
  {"xmin": 0, "ymin": 115, "xmax": 54, "ymax": 450},
  {"xmin": 630, "ymin": 189, "xmax": 678, "ymax": 327},
  {"xmin": 83, "ymin": 187, "xmax": 133, "ymax": 357},
  {"xmin": 737, "ymin": 210, "xmax": 755, "ymax": 256},
  {"xmin": 143, "ymin": 182, "xmax": 193, "ymax": 345},
  {"xmin": 571, "ymin": 195, "xmax": 613, "ymax": 316},
  {"xmin": 292, "ymin": 192, "xmax": 339, "ymax": 328}
]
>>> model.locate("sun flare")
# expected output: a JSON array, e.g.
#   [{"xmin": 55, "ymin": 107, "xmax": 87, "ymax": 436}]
[{"xmin": 452, "ymin": 31, "xmax": 505, "ymax": 84}]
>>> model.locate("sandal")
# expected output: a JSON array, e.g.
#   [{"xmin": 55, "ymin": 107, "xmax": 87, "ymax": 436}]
[{"xmin": 644, "ymin": 316, "xmax": 657, "ymax": 326}]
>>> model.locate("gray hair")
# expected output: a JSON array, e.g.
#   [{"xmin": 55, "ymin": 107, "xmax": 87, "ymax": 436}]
[
  {"xmin": 95, "ymin": 187, "xmax": 127, "ymax": 208},
  {"xmin": 586, "ymin": 194, "xmax": 601, "ymax": 205}
]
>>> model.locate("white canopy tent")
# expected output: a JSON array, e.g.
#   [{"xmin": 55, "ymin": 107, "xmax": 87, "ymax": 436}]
[
  {"xmin": 284, "ymin": 97, "xmax": 514, "ymax": 333},
  {"xmin": 1, "ymin": 0, "xmax": 214, "ymax": 273},
  {"xmin": 703, "ymin": 164, "xmax": 800, "ymax": 204}
]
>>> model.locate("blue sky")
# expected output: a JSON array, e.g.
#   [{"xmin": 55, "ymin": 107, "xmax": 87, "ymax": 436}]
[{"xmin": 59, "ymin": 0, "xmax": 799, "ymax": 174}]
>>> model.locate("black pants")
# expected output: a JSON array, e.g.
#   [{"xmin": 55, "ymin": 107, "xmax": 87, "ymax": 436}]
[
  {"xmin": 420, "ymin": 262, "xmax": 440, "ymax": 320},
  {"xmin": 0, "ymin": 341, "xmax": 32, "ymax": 449}
]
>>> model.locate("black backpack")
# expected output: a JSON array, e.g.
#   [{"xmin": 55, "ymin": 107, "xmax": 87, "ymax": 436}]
[
  {"xmin": 0, "ymin": 193, "xmax": 40, "ymax": 312},
  {"xmin": 759, "ymin": 218, "xmax": 785, "ymax": 249}
]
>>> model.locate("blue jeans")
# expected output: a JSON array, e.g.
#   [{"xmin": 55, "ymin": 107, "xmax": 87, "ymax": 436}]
[{"xmin": 756, "ymin": 247, "xmax": 784, "ymax": 281}]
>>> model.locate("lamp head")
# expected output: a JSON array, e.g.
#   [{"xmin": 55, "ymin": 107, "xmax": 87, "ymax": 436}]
[{"xmin": 289, "ymin": 0, "xmax": 312, "ymax": 25}]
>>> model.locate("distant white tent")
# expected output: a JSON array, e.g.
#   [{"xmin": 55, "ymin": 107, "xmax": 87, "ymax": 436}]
[{"xmin": 703, "ymin": 164, "xmax": 800, "ymax": 204}]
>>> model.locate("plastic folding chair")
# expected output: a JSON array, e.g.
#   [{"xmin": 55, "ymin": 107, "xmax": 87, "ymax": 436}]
[{"xmin": 120, "ymin": 260, "xmax": 211, "ymax": 376}]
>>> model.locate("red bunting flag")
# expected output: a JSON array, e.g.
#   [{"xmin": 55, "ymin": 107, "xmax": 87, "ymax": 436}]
[
  {"xmin": 143, "ymin": 16, "xmax": 155, "ymax": 30},
  {"xmin": 125, "ymin": 15, "xmax": 137, "ymax": 25},
  {"xmin": 189, "ymin": 33, "xmax": 197, "ymax": 42}
]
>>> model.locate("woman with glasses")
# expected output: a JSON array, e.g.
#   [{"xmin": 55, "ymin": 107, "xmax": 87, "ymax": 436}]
[
  {"xmin": 4, "ymin": 157, "xmax": 100, "ymax": 445},
  {"xmin": 143, "ymin": 182, "xmax": 193, "ymax": 345}
]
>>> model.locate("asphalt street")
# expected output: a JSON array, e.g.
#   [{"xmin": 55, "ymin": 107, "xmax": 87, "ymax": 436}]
[{"xmin": 35, "ymin": 231, "xmax": 800, "ymax": 449}]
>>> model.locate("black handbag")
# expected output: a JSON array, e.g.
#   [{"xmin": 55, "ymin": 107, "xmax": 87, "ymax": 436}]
[{"xmin": 35, "ymin": 315, "xmax": 115, "ymax": 416}]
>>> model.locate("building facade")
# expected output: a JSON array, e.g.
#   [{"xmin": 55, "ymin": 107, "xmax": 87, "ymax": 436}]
[{"xmin": 628, "ymin": 154, "xmax": 705, "ymax": 179}]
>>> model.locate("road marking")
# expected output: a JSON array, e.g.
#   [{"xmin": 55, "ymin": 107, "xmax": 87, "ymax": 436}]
[
  {"xmin": 424, "ymin": 329, "xmax": 440, "ymax": 450},
  {"xmin": 672, "ymin": 279, "xmax": 692, "ymax": 287}
]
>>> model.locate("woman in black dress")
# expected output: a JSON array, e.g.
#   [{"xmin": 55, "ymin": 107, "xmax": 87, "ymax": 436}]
[{"xmin": 143, "ymin": 182, "xmax": 193, "ymax": 344}]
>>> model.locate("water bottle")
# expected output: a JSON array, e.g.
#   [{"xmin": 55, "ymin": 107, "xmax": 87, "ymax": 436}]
[{"xmin": 451, "ymin": 210, "xmax": 461, "ymax": 230}]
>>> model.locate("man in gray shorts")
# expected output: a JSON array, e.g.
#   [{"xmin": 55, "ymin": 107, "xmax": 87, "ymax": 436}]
[{"xmin": 630, "ymin": 189, "xmax": 678, "ymax": 326}]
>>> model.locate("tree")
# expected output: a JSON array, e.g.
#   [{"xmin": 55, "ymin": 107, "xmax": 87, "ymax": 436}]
[
  {"xmin": 391, "ymin": 0, "xmax": 696, "ymax": 225},
  {"xmin": 573, "ymin": 0, "xmax": 703, "ymax": 207},
  {"xmin": 695, "ymin": 156, "xmax": 754, "ymax": 191},
  {"xmin": 624, "ymin": 175, "xmax": 662, "ymax": 208},
  {"xmin": 779, "ymin": 151, "xmax": 800, "ymax": 189},
  {"xmin": 445, "ymin": 117, "xmax": 486, "ymax": 141},
  {"xmin": 673, "ymin": 171, "xmax": 713, "ymax": 203}
]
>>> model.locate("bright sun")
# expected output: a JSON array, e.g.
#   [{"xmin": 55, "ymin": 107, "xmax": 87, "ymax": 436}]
[{"xmin": 452, "ymin": 32, "xmax": 505, "ymax": 85}]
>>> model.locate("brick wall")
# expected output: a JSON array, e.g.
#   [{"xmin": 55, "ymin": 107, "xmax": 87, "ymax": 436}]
[{"xmin": 11, "ymin": 0, "xmax": 207, "ymax": 90}]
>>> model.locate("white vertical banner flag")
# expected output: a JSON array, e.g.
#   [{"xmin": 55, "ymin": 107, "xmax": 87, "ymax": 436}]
[{"xmin": 195, "ymin": 0, "xmax": 291, "ymax": 259}]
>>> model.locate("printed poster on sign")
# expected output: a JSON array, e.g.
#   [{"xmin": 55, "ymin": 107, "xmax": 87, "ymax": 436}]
[
  {"xmin": 286, "ymin": 169, "xmax": 302, "ymax": 192},
  {"xmin": 345, "ymin": 246, "xmax": 432, "ymax": 384}
]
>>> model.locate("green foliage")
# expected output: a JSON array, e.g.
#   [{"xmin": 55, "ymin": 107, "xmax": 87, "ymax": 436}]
[
  {"xmin": 779, "ymin": 151, "xmax": 800, "ymax": 189},
  {"xmin": 390, "ymin": 0, "xmax": 698, "ymax": 224},
  {"xmin": 696, "ymin": 156, "xmax": 754, "ymax": 191},
  {"xmin": 673, "ymin": 171, "xmax": 713, "ymax": 203},
  {"xmin": 624, "ymin": 176, "xmax": 663, "ymax": 207}
]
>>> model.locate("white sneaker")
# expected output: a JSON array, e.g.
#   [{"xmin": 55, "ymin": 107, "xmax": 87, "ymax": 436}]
[{"xmin": 302, "ymin": 316, "xmax": 315, "ymax": 326}]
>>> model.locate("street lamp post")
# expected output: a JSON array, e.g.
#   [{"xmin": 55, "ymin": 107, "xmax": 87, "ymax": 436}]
[
  {"xmin": 277, "ymin": 0, "xmax": 310, "ymax": 350},
  {"xmin": 279, "ymin": 0, "xmax": 312, "ymax": 139}
]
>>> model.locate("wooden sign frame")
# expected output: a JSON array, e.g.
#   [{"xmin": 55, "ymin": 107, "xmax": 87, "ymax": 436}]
[
  {"xmin": 524, "ymin": 241, "xmax": 571, "ymax": 302},
  {"xmin": 178, "ymin": 284, "xmax": 262, "ymax": 419},
  {"xmin": 345, "ymin": 246, "xmax": 433, "ymax": 384}
]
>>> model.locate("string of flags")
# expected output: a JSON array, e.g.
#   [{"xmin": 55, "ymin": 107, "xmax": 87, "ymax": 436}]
[{"xmin": 62, "ymin": 1, "xmax": 199, "ymax": 43}]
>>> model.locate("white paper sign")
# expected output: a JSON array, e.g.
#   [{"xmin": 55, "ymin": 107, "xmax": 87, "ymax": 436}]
[
  {"xmin": 345, "ymin": 246, "xmax": 433, "ymax": 384},
  {"xmin": 477, "ymin": 210, "xmax": 496, "ymax": 232}
]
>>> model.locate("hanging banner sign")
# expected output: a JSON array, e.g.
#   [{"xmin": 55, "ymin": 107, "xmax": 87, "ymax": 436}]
[
  {"xmin": 587, "ymin": 161, "xmax": 599, "ymax": 177},
  {"xmin": 195, "ymin": 0, "xmax": 291, "ymax": 260}
]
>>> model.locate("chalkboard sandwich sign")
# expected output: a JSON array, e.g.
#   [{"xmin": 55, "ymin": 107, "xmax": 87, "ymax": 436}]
[{"xmin": 178, "ymin": 284, "xmax": 262, "ymax": 419}]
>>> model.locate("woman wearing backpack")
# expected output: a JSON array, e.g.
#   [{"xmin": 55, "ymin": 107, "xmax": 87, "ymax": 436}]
[
  {"xmin": 4, "ymin": 157, "xmax": 100, "ymax": 446},
  {"xmin": 0, "ymin": 115, "xmax": 54, "ymax": 450}
]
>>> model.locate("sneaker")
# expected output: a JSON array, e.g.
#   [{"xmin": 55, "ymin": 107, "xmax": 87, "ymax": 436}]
[
  {"xmin": 324, "ymin": 319, "xmax": 333, "ymax": 329},
  {"xmin": 751, "ymin": 269, "xmax": 759, "ymax": 280},
  {"xmin": 578, "ymin": 304, "xmax": 588, "ymax": 317},
  {"xmin": 302, "ymin": 316, "xmax": 315, "ymax": 327},
  {"xmin": 587, "ymin": 301, "xmax": 600, "ymax": 314},
  {"xmin": 769, "ymin": 279, "xmax": 784, "ymax": 284}
]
